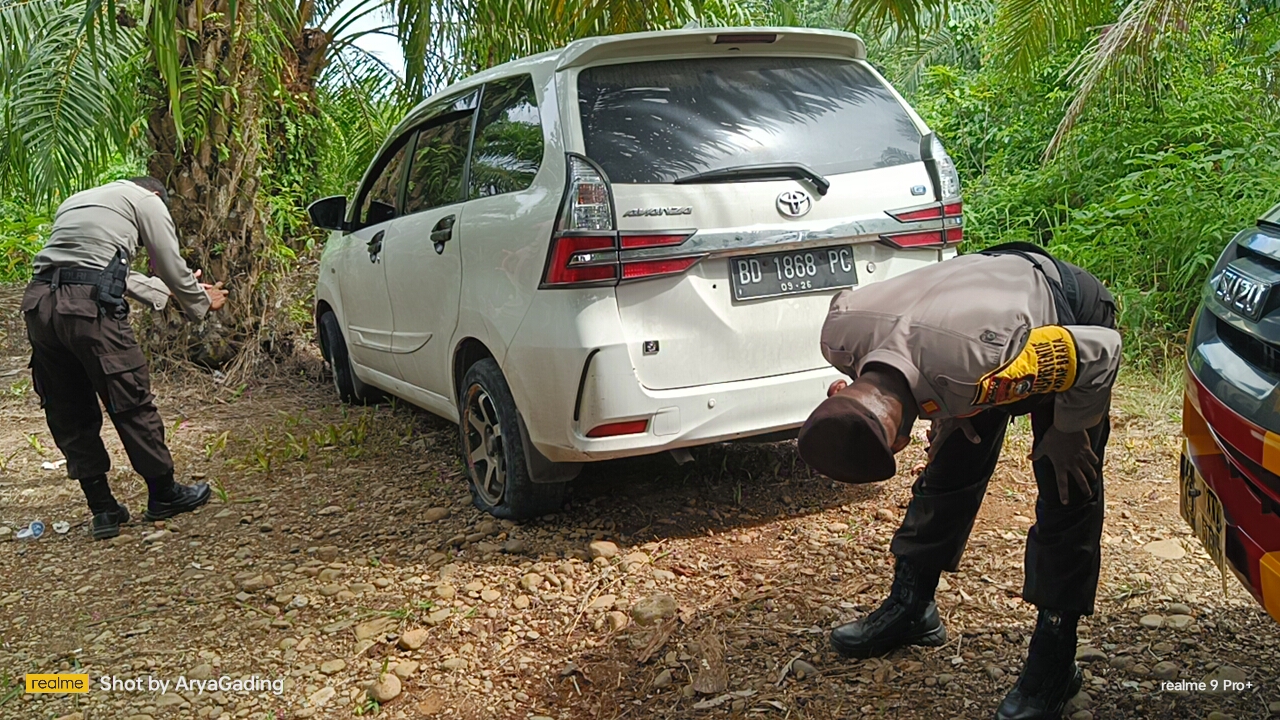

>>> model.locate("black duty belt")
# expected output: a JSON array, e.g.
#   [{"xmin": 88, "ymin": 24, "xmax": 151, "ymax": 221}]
[{"xmin": 33, "ymin": 267, "xmax": 104, "ymax": 286}]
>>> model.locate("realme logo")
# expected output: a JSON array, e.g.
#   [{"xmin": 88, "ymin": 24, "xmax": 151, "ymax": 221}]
[{"xmin": 26, "ymin": 674, "xmax": 90, "ymax": 693}]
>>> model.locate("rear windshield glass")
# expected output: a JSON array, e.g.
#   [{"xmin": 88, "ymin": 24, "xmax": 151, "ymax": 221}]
[{"xmin": 578, "ymin": 57, "xmax": 922, "ymax": 184}]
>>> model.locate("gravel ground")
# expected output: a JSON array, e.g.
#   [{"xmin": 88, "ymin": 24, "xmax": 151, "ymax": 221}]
[{"xmin": 1, "ymin": 335, "xmax": 1279, "ymax": 720}]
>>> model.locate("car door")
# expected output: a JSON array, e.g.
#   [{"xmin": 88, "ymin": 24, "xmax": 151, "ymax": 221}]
[
  {"xmin": 338, "ymin": 135, "xmax": 412, "ymax": 378},
  {"xmin": 384, "ymin": 95, "xmax": 478, "ymax": 403}
]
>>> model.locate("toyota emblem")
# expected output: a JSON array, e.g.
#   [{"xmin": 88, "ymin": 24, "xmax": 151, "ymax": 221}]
[{"xmin": 777, "ymin": 189, "xmax": 813, "ymax": 218}]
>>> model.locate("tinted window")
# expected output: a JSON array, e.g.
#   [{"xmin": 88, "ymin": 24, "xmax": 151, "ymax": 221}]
[
  {"xmin": 469, "ymin": 76, "xmax": 543, "ymax": 199},
  {"xmin": 403, "ymin": 114, "xmax": 474, "ymax": 215},
  {"xmin": 578, "ymin": 57, "xmax": 922, "ymax": 184},
  {"xmin": 360, "ymin": 142, "xmax": 410, "ymax": 225}
]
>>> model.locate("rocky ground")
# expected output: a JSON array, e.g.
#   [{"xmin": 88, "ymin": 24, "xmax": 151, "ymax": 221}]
[{"xmin": 1, "ymin": 319, "xmax": 1279, "ymax": 719}]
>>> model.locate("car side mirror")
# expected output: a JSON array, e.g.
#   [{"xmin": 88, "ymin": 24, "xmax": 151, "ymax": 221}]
[{"xmin": 307, "ymin": 196, "xmax": 348, "ymax": 232}]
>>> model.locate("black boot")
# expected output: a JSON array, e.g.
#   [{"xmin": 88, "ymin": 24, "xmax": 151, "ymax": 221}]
[
  {"xmin": 996, "ymin": 609, "xmax": 1084, "ymax": 720},
  {"xmin": 144, "ymin": 479, "xmax": 211, "ymax": 521},
  {"xmin": 91, "ymin": 503, "xmax": 131, "ymax": 540},
  {"xmin": 830, "ymin": 557, "xmax": 947, "ymax": 658}
]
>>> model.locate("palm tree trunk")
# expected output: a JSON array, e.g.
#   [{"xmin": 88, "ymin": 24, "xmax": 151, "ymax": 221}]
[{"xmin": 140, "ymin": 0, "xmax": 328, "ymax": 369}]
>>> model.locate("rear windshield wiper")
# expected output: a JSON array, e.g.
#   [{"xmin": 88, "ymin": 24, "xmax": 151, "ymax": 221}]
[{"xmin": 673, "ymin": 162, "xmax": 831, "ymax": 197}]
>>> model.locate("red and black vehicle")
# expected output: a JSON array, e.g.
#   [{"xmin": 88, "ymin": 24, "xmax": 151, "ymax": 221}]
[{"xmin": 1182, "ymin": 201, "xmax": 1280, "ymax": 621}]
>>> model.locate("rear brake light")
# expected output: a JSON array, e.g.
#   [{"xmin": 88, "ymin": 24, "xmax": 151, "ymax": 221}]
[
  {"xmin": 888, "ymin": 202, "xmax": 961, "ymax": 223},
  {"xmin": 879, "ymin": 230, "xmax": 947, "ymax": 249},
  {"xmin": 889, "ymin": 205, "xmax": 942, "ymax": 222},
  {"xmin": 620, "ymin": 233, "xmax": 690, "ymax": 249},
  {"xmin": 544, "ymin": 155, "xmax": 704, "ymax": 288},
  {"xmin": 714, "ymin": 33, "xmax": 778, "ymax": 44},
  {"xmin": 587, "ymin": 420, "xmax": 649, "ymax": 438},
  {"xmin": 622, "ymin": 257, "xmax": 700, "ymax": 280},
  {"xmin": 545, "ymin": 235, "xmax": 617, "ymax": 285}
]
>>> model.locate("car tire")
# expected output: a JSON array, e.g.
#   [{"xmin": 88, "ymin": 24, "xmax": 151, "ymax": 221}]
[
  {"xmin": 318, "ymin": 311, "xmax": 383, "ymax": 405},
  {"xmin": 460, "ymin": 358, "xmax": 566, "ymax": 520}
]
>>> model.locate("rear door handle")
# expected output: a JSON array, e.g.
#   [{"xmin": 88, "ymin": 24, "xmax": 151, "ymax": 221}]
[
  {"xmin": 367, "ymin": 230, "xmax": 385, "ymax": 262},
  {"xmin": 430, "ymin": 215, "xmax": 457, "ymax": 247}
]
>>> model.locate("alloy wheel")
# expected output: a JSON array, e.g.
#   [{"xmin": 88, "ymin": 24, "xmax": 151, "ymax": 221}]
[{"xmin": 463, "ymin": 384, "xmax": 507, "ymax": 506}]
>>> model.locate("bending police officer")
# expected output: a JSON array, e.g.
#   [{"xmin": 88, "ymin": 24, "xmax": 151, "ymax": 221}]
[
  {"xmin": 21, "ymin": 177, "xmax": 228, "ymax": 540},
  {"xmin": 798, "ymin": 244, "xmax": 1120, "ymax": 720}
]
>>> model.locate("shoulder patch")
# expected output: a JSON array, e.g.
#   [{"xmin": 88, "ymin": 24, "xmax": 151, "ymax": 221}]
[
  {"xmin": 920, "ymin": 400, "xmax": 940, "ymax": 416},
  {"xmin": 973, "ymin": 326, "xmax": 1078, "ymax": 406}
]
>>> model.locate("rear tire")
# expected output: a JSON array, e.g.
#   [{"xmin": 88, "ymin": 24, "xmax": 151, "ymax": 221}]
[
  {"xmin": 460, "ymin": 359, "xmax": 566, "ymax": 520},
  {"xmin": 318, "ymin": 311, "xmax": 383, "ymax": 405}
]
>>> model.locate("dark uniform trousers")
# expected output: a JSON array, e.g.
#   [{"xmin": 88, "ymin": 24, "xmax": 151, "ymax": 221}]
[
  {"xmin": 21, "ymin": 282, "xmax": 173, "ymax": 481},
  {"xmin": 889, "ymin": 268, "xmax": 1115, "ymax": 617}
]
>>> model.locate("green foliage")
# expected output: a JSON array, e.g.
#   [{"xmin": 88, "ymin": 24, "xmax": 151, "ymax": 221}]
[
  {"xmin": 0, "ymin": 0, "xmax": 146, "ymax": 204},
  {"xmin": 0, "ymin": 201, "xmax": 50, "ymax": 282},
  {"xmin": 914, "ymin": 11, "xmax": 1280, "ymax": 366}
]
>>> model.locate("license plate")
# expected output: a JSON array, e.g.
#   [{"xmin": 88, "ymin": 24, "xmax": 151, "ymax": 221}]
[
  {"xmin": 729, "ymin": 246, "xmax": 858, "ymax": 301},
  {"xmin": 1180, "ymin": 451, "xmax": 1226, "ymax": 573}
]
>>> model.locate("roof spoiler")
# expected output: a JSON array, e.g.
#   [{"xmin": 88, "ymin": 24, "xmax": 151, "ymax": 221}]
[{"xmin": 555, "ymin": 27, "xmax": 867, "ymax": 71}]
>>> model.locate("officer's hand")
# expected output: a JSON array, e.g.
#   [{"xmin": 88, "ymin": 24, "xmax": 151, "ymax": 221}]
[
  {"xmin": 1029, "ymin": 425, "xmax": 1097, "ymax": 504},
  {"xmin": 204, "ymin": 281, "xmax": 227, "ymax": 311},
  {"xmin": 926, "ymin": 417, "xmax": 980, "ymax": 463},
  {"xmin": 827, "ymin": 379, "xmax": 848, "ymax": 397}
]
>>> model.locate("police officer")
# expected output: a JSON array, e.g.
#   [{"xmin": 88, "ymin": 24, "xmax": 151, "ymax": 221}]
[
  {"xmin": 797, "ymin": 244, "xmax": 1119, "ymax": 720},
  {"xmin": 20, "ymin": 177, "xmax": 228, "ymax": 540}
]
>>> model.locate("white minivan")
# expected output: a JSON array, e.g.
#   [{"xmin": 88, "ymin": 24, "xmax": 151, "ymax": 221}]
[{"xmin": 308, "ymin": 27, "xmax": 963, "ymax": 519}]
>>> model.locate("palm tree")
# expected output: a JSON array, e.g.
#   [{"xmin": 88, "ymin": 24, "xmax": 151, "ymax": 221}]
[{"xmin": 0, "ymin": 0, "xmax": 754, "ymax": 367}]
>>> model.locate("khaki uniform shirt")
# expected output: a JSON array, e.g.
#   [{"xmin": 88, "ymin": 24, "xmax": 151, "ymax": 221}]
[
  {"xmin": 32, "ymin": 180, "xmax": 210, "ymax": 321},
  {"xmin": 820, "ymin": 253, "xmax": 1122, "ymax": 433}
]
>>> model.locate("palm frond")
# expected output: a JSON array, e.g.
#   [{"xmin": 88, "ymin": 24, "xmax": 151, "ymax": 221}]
[
  {"xmin": 990, "ymin": 0, "xmax": 1115, "ymax": 76},
  {"xmin": 826, "ymin": 0, "xmax": 951, "ymax": 35},
  {"xmin": 1045, "ymin": 0, "xmax": 1202, "ymax": 158},
  {"xmin": 1, "ymin": 0, "xmax": 142, "ymax": 202}
]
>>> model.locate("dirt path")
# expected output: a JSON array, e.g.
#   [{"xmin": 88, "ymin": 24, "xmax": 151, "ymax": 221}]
[{"xmin": 1, "ymin": 339, "xmax": 1278, "ymax": 719}]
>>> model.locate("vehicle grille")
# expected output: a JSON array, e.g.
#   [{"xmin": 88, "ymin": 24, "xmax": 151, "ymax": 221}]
[{"xmin": 1217, "ymin": 317, "xmax": 1280, "ymax": 376}]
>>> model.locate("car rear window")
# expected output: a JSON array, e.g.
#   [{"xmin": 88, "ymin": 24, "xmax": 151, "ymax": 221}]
[{"xmin": 577, "ymin": 56, "xmax": 922, "ymax": 184}]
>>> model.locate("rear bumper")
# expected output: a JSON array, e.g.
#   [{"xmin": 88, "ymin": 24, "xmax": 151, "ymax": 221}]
[
  {"xmin": 1183, "ymin": 363, "xmax": 1280, "ymax": 623},
  {"xmin": 516, "ymin": 340, "xmax": 841, "ymax": 463}
]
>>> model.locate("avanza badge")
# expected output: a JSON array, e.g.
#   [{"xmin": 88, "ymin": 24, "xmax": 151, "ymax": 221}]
[{"xmin": 973, "ymin": 326, "xmax": 1079, "ymax": 405}]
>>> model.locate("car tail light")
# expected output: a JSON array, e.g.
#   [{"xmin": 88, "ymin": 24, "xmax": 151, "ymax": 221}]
[
  {"xmin": 922, "ymin": 134, "xmax": 961, "ymax": 202},
  {"xmin": 543, "ymin": 155, "xmax": 704, "ymax": 288},
  {"xmin": 884, "ymin": 200, "xmax": 963, "ymax": 248},
  {"xmin": 622, "ymin": 257, "xmax": 700, "ymax": 280},
  {"xmin": 879, "ymin": 230, "xmax": 948, "ymax": 249},
  {"xmin": 943, "ymin": 201, "xmax": 963, "ymax": 244},
  {"xmin": 888, "ymin": 205, "xmax": 943, "ymax": 222},
  {"xmin": 545, "ymin": 235, "xmax": 617, "ymax": 285},
  {"xmin": 586, "ymin": 419, "xmax": 649, "ymax": 438},
  {"xmin": 620, "ymin": 233, "xmax": 689, "ymax": 249},
  {"xmin": 563, "ymin": 155, "xmax": 614, "ymax": 232},
  {"xmin": 543, "ymin": 155, "xmax": 619, "ymax": 287}
]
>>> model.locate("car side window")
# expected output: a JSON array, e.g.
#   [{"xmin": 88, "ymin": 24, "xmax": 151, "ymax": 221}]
[
  {"xmin": 469, "ymin": 76, "xmax": 543, "ymax": 199},
  {"xmin": 402, "ymin": 114, "xmax": 475, "ymax": 215},
  {"xmin": 359, "ymin": 141, "xmax": 411, "ymax": 226}
]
